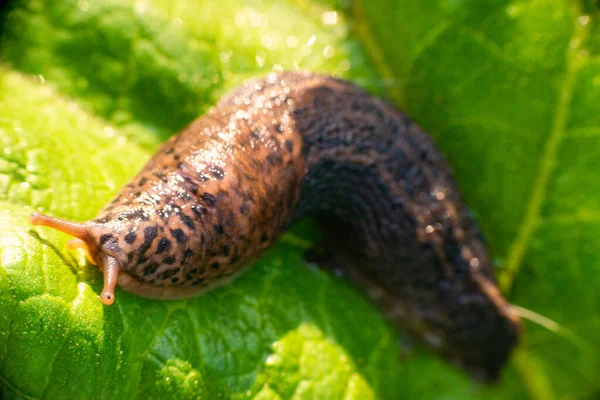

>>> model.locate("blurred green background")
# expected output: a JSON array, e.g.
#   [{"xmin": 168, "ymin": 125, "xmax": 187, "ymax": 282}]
[{"xmin": 0, "ymin": 0, "xmax": 599, "ymax": 399}]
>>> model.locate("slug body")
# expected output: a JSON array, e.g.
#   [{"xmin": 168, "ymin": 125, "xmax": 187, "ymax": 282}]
[{"xmin": 31, "ymin": 72, "xmax": 520, "ymax": 381}]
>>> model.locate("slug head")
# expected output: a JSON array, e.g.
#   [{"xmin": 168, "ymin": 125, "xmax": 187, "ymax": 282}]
[{"xmin": 29, "ymin": 212, "xmax": 120, "ymax": 305}]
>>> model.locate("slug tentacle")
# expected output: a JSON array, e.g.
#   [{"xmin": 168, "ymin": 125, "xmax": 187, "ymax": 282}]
[
  {"xmin": 98, "ymin": 253, "xmax": 120, "ymax": 305},
  {"xmin": 30, "ymin": 212, "xmax": 90, "ymax": 243},
  {"xmin": 30, "ymin": 71, "xmax": 520, "ymax": 381}
]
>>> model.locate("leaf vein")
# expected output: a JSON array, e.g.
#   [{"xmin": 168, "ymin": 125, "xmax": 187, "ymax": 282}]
[{"xmin": 500, "ymin": 4, "xmax": 590, "ymax": 293}]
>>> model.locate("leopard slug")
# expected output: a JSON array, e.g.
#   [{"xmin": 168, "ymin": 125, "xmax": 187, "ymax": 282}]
[{"xmin": 30, "ymin": 71, "xmax": 520, "ymax": 381}]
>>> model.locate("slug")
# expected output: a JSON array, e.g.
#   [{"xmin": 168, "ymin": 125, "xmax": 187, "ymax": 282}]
[{"xmin": 30, "ymin": 71, "xmax": 520, "ymax": 381}]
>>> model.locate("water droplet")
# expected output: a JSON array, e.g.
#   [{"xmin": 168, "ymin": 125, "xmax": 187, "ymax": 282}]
[
  {"xmin": 339, "ymin": 59, "xmax": 351, "ymax": 71},
  {"xmin": 248, "ymin": 11, "xmax": 262, "ymax": 28},
  {"xmin": 104, "ymin": 127, "xmax": 116, "ymax": 137},
  {"xmin": 322, "ymin": 11, "xmax": 338, "ymax": 25},
  {"xmin": 425, "ymin": 225, "xmax": 435, "ymax": 234},
  {"xmin": 578, "ymin": 15, "xmax": 590, "ymax": 26},
  {"xmin": 255, "ymin": 50, "xmax": 266, "ymax": 67},
  {"xmin": 432, "ymin": 188, "xmax": 446, "ymax": 200},
  {"xmin": 134, "ymin": 1, "xmax": 148, "ymax": 15},
  {"xmin": 323, "ymin": 45, "xmax": 335, "ymax": 58},
  {"xmin": 570, "ymin": 38, "xmax": 581, "ymax": 49},
  {"xmin": 286, "ymin": 35, "xmax": 298, "ymax": 48},
  {"xmin": 218, "ymin": 51, "xmax": 231, "ymax": 65},
  {"xmin": 261, "ymin": 34, "xmax": 274, "ymax": 49},
  {"xmin": 67, "ymin": 102, "xmax": 79, "ymax": 113},
  {"xmin": 469, "ymin": 258, "xmax": 480, "ymax": 268},
  {"xmin": 78, "ymin": 0, "xmax": 89, "ymax": 11},
  {"xmin": 424, "ymin": 332, "xmax": 442, "ymax": 348},
  {"xmin": 306, "ymin": 34, "xmax": 316, "ymax": 46},
  {"xmin": 265, "ymin": 354, "xmax": 281, "ymax": 365},
  {"xmin": 506, "ymin": 4, "xmax": 520, "ymax": 17}
]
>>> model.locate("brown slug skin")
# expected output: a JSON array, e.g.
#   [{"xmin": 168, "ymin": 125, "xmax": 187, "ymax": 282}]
[{"xmin": 30, "ymin": 71, "xmax": 520, "ymax": 381}]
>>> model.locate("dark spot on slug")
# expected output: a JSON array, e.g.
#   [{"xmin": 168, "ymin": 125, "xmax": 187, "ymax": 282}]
[
  {"xmin": 202, "ymin": 193, "xmax": 216, "ymax": 207},
  {"xmin": 191, "ymin": 204, "xmax": 207, "ymax": 218},
  {"xmin": 139, "ymin": 226, "xmax": 158, "ymax": 255},
  {"xmin": 171, "ymin": 229, "xmax": 188, "ymax": 243},
  {"xmin": 124, "ymin": 231, "xmax": 137, "ymax": 244},
  {"xmin": 138, "ymin": 177, "xmax": 147, "ymax": 186},
  {"xmin": 156, "ymin": 209, "xmax": 168, "ymax": 221},
  {"xmin": 160, "ymin": 269, "xmax": 177, "ymax": 280},
  {"xmin": 197, "ymin": 172, "xmax": 210, "ymax": 182},
  {"xmin": 117, "ymin": 209, "xmax": 148, "ymax": 221},
  {"xmin": 181, "ymin": 175, "xmax": 199, "ymax": 195},
  {"xmin": 266, "ymin": 153, "xmax": 282, "ymax": 166},
  {"xmin": 210, "ymin": 262, "xmax": 220, "ymax": 270},
  {"xmin": 156, "ymin": 238, "xmax": 172, "ymax": 254},
  {"xmin": 99, "ymin": 234, "xmax": 112, "ymax": 246},
  {"xmin": 183, "ymin": 249, "xmax": 194, "ymax": 262},
  {"xmin": 209, "ymin": 166, "xmax": 225, "ymax": 180},
  {"xmin": 193, "ymin": 278, "xmax": 205, "ymax": 286},
  {"xmin": 214, "ymin": 224, "xmax": 225, "ymax": 235},
  {"xmin": 163, "ymin": 255, "xmax": 176, "ymax": 265},
  {"xmin": 93, "ymin": 216, "xmax": 111, "ymax": 224},
  {"xmin": 180, "ymin": 214, "xmax": 195, "ymax": 230},
  {"xmin": 144, "ymin": 263, "xmax": 159, "ymax": 276},
  {"xmin": 284, "ymin": 140, "xmax": 294, "ymax": 153},
  {"xmin": 153, "ymin": 172, "xmax": 168, "ymax": 182},
  {"xmin": 179, "ymin": 191, "xmax": 193, "ymax": 201}
]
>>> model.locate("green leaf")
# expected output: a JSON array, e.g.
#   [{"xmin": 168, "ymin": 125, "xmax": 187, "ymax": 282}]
[{"xmin": 1, "ymin": 0, "xmax": 599, "ymax": 399}]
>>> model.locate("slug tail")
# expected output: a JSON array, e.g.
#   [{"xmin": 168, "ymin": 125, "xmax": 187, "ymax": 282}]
[{"xmin": 98, "ymin": 254, "xmax": 120, "ymax": 305}]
